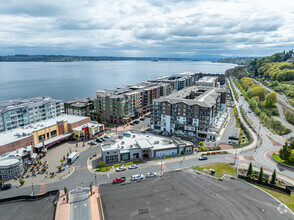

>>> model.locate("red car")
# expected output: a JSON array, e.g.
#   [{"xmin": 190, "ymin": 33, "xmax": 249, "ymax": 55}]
[
  {"xmin": 113, "ymin": 177, "xmax": 126, "ymax": 184},
  {"xmin": 140, "ymin": 118, "xmax": 145, "ymax": 121}
]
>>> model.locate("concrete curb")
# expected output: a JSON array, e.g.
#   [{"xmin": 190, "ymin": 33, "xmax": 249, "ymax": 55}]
[
  {"xmin": 194, "ymin": 169, "xmax": 294, "ymax": 216},
  {"xmin": 271, "ymin": 154, "xmax": 294, "ymax": 169},
  {"xmin": 235, "ymin": 177, "xmax": 294, "ymax": 216}
]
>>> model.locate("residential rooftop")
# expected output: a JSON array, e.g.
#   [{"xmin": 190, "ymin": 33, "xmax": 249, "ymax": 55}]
[
  {"xmin": 73, "ymin": 122, "xmax": 104, "ymax": 131},
  {"xmin": 64, "ymin": 96, "xmax": 96, "ymax": 105},
  {"xmin": 96, "ymin": 82, "xmax": 168, "ymax": 99},
  {"xmin": 0, "ymin": 114, "xmax": 89, "ymax": 146},
  {"xmin": 0, "ymin": 96, "xmax": 63, "ymax": 113},
  {"xmin": 154, "ymin": 86, "xmax": 225, "ymax": 108},
  {"xmin": 197, "ymin": 76, "xmax": 218, "ymax": 83}
]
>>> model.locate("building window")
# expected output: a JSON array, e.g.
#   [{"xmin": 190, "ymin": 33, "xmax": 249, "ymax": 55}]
[
  {"xmin": 38, "ymin": 134, "xmax": 45, "ymax": 142},
  {"xmin": 51, "ymin": 130, "xmax": 57, "ymax": 138},
  {"xmin": 47, "ymin": 132, "xmax": 50, "ymax": 139},
  {"xmin": 106, "ymin": 155, "xmax": 118, "ymax": 163}
]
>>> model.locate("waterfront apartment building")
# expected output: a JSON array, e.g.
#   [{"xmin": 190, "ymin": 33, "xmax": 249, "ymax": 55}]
[
  {"xmin": 149, "ymin": 72, "xmax": 226, "ymax": 90},
  {"xmin": 195, "ymin": 77, "xmax": 218, "ymax": 87},
  {"xmin": 150, "ymin": 86, "xmax": 227, "ymax": 140},
  {"xmin": 95, "ymin": 82, "xmax": 171, "ymax": 124},
  {"xmin": 0, "ymin": 97, "xmax": 64, "ymax": 132},
  {"xmin": 64, "ymin": 96, "xmax": 95, "ymax": 116}
]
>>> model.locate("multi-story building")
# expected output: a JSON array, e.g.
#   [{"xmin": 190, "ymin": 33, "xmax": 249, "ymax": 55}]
[
  {"xmin": 95, "ymin": 82, "xmax": 171, "ymax": 124},
  {"xmin": 148, "ymin": 72, "xmax": 199, "ymax": 91},
  {"xmin": 64, "ymin": 96, "xmax": 95, "ymax": 116},
  {"xmin": 149, "ymin": 72, "xmax": 226, "ymax": 89},
  {"xmin": 195, "ymin": 77, "xmax": 218, "ymax": 87},
  {"xmin": 151, "ymin": 86, "xmax": 227, "ymax": 140},
  {"xmin": 0, "ymin": 97, "xmax": 64, "ymax": 132}
]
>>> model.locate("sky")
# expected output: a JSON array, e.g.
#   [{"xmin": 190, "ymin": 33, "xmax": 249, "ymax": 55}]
[{"xmin": 0, "ymin": 0, "xmax": 294, "ymax": 58}]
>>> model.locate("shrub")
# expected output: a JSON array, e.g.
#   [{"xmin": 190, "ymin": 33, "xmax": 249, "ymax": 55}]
[
  {"xmin": 0, "ymin": 181, "xmax": 3, "ymax": 186},
  {"xmin": 199, "ymin": 142, "xmax": 204, "ymax": 146},
  {"xmin": 58, "ymin": 166, "xmax": 62, "ymax": 171},
  {"xmin": 99, "ymin": 161, "xmax": 104, "ymax": 167},
  {"xmin": 64, "ymin": 187, "xmax": 68, "ymax": 194},
  {"xmin": 20, "ymin": 179, "xmax": 25, "ymax": 185},
  {"xmin": 42, "ymin": 168, "xmax": 46, "ymax": 172}
]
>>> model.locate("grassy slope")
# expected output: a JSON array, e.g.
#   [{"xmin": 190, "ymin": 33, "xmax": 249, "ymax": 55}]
[{"xmin": 193, "ymin": 163, "xmax": 236, "ymax": 178}]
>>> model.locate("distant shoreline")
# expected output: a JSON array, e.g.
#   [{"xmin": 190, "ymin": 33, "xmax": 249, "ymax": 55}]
[{"xmin": 0, "ymin": 55, "xmax": 205, "ymax": 62}]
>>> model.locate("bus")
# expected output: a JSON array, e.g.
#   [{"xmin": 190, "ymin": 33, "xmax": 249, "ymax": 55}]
[{"xmin": 67, "ymin": 152, "xmax": 79, "ymax": 164}]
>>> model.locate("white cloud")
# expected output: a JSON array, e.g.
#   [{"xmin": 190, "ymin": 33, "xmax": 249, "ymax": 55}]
[{"xmin": 0, "ymin": 0, "xmax": 293, "ymax": 57}]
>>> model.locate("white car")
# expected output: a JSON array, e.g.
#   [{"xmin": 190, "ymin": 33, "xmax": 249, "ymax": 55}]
[
  {"xmin": 128, "ymin": 164, "xmax": 138, "ymax": 169},
  {"xmin": 131, "ymin": 174, "xmax": 144, "ymax": 181},
  {"xmin": 146, "ymin": 172, "xmax": 157, "ymax": 178}
]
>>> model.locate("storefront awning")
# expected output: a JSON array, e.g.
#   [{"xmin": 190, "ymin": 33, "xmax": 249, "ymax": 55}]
[{"xmin": 34, "ymin": 133, "xmax": 73, "ymax": 149}]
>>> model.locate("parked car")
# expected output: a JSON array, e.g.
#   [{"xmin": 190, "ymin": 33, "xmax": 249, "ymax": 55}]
[
  {"xmin": 96, "ymin": 138, "xmax": 103, "ymax": 143},
  {"xmin": 101, "ymin": 138, "xmax": 106, "ymax": 141},
  {"xmin": 140, "ymin": 117, "xmax": 145, "ymax": 121},
  {"xmin": 113, "ymin": 177, "xmax": 126, "ymax": 184},
  {"xmin": 116, "ymin": 166, "xmax": 126, "ymax": 172},
  {"xmin": 198, "ymin": 156, "xmax": 208, "ymax": 161},
  {"xmin": 0, "ymin": 184, "xmax": 11, "ymax": 191},
  {"xmin": 130, "ymin": 122, "xmax": 135, "ymax": 126},
  {"xmin": 131, "ymin": 174, "xmax": 144, "ymax": 181},
  {"xmin": 104, "ymin": 135, "xmax": 110, "ymax": 139},
  {"xmin": 146, "ymin": 172, "xmax": 157, "ymax": 178},
  {"xmin": 128, "ymin": 164, "xmax": 138, "ymax": 170},
  {"xmin": 134, "ymin": 120, "xmax": 140, "ymax": 124}
]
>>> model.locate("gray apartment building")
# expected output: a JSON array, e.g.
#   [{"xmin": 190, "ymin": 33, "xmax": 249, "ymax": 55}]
[
  {"xmin": 150, "ymin": 86, "xmax": 227, "ymax": 140},
  {"xmin": 95, "ymin": 82, "xmax": 171, "ymax": 124},
  {"xmin": 64, "ymin": 96, "xmax": 95, "ymax": 116},
  {"xmin": 148, "ymin": 72, "xmax": 226, "ymax": 91},
  {"xmin": 0, "ymin": 97, "xmax": 64, "ymax": 132}
]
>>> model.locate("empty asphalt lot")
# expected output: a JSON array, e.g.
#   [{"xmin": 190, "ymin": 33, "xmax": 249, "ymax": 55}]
[{"xmin": 100, "ymin": 170, "xmax": 294, "ymax": 220}]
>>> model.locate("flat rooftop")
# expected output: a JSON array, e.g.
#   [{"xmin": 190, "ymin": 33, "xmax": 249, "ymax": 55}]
[
  {"xmin": 154, "ymin": 86, "xmax": 225, "ymax": 107},
  {"xmin": 0, "ymin": 192, "xmax": 58, "ymax": 220},
  {"xmin": 73, "ymin": 122, "xmax": 104, "ymax": 131},
  {"xmin": 0, "ymin": 114, "xmax": 89, "ymax": 146},
  {"xmin": 197, "ymin": 76, "xmax": 218, "ymax": 83},
  {"xmin": 100, "ymin": 170, "xmax": 294, "ymax": 220},
  {"xmin": 101, "ymin": 132, "xmax": 192, "ymax": 152}
]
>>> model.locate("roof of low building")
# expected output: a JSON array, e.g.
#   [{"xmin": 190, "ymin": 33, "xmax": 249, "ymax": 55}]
[
  {"xmin": 0, "ymin": 114, "xmax": 89, "ymax": 147},
  {"xmin": 101, "ymin": 132, "xmax": 193, "ymax": 152}
]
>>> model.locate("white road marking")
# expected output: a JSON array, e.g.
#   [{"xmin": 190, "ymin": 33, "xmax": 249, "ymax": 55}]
[
  {"xmin": 84, "ymin": 203, "xmax": 87, "ymax": 207},
  {"xmin": 74, "ymin": 205, "xmax": 76, "ymax": 208},
  {"xmin": 107, "ymin": 174, "xmax": 110, "ymax": 178}
]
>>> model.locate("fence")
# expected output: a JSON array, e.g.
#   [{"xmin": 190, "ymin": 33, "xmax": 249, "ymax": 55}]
[{"xmin": 238, "ymin": 175, "xmax": 292, "ymax": 195}]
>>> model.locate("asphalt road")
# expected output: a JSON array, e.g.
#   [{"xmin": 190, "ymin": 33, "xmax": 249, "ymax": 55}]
[
  {"xmin": 70, "ymin": 191, "xmax": 91, "ymax": 220},
  {"xmin": 100, "ymin": 170, "xmax": 294, "ymax": 220}
]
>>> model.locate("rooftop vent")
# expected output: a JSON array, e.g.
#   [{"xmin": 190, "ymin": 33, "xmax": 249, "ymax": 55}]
[
  {"xmin": 132, "ymin": 135, "xmax": 136, "ymax": 138},
  {"xmin": 121, "ymin": 141, "xmax": 124, "ymax": 144},
  {"xmin": 130, "ymin": 145, "xmax": 133, "ymax": 148},
  {"xmin": 154, "ymin": 141, "xmax": 159, "ymax": 144}
]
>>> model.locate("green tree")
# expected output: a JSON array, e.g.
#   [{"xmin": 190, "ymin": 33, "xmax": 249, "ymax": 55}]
[
  {"xmin": 247, "ymin": 162, "xmax": 253, "ymax": 176},
  {"xmin": 288, "ymin": 150, "xmax": 294, "ymax": 164},
  {"xmin": 265, "ymin": 92, "xmax": 278, "ymax": 106},
  {"xmin": 19, "ymin": 179, "xmax": 25, "ymax": 185},
  {"xmin": 270, "ymin": 169, "xmax": 276, "ymax": 185},
  {"xmin": 64, "ymin": 187, "xmax": 68, "ymax": 194},
  {"xmin": 90, "ymin": 114, "xmax": 94, "ymax": 121},
  {"xmin": 99, "ymin": 161, "xmax": 104, "ymax": 167},
  {"xmin": 58, "ymin": 166, "xmax": 62, "ymax": 172},
  {"xmin": 96, "ymin": 114, "xmax": 102, "ymax": 123},
  {"xmin": 258, "ymin": 167, "xmax": 264, "ymax": 183},
  {"xmin": 279, "ymin": 142, "xmax": 292, "ymax": 162},
  {"xmin": 199, "ymin": 142, "xmax": 204, "ymax": 146}
]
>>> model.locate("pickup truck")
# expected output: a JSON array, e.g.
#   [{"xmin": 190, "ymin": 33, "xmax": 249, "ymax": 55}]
[{"xmin": 113, "ymin": 177, "xmax": 126, "ymax": 184}]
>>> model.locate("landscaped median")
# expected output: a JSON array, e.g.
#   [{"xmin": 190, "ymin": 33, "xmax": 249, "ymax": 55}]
[
  {"xmin": 95, "ymin": 160, "xmax": 144, "ymax": 172},
  {"xmin": 193, "ymin": 163, "xmax": 236, "ymax": 178},
  {"xmin": 272, "ymin": 154, "xmax": 294, "ymax": 168}
]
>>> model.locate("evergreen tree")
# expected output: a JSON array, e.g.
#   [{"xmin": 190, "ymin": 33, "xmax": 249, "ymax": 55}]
[
  {"xmin": 247, "ymin": 162, "xmax": 253, "ymax": 176},
  {"xmin": 270, "ymin": 169, "xmax": 276, "ymax": 185},
  {"xmin": 258, "ymin": 167, "xmax": 263, "ymax": 183}
]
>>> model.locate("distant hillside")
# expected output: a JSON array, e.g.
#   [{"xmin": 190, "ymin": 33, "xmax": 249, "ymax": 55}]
[
  {"xmin": 217, "ymin": 57, "xmax": 260, "ymax": 65},
  {"xmin": 0, "ymin": 55, "xmax": 193, "ymax": 62},
  {"xmin": 249, "ymin": 50, "xmax": 294, "ymax": 81}
]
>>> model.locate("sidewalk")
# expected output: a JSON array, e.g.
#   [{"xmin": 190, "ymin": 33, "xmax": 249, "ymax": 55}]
[{"xmin": 55, "ymin": 190, "xmax": 70, "ymax": 220}]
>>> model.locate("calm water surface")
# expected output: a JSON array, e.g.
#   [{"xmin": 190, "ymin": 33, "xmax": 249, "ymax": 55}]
[{"xmin": 0, "ymin": 61, "xmax": 236, "ymax": 101}]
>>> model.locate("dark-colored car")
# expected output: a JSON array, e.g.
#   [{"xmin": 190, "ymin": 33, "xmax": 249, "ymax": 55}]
[
  {"xmin": 198, "ymin": 156, "xmax": 208, "ymax": 161},
  {"xmin": 134, "ymin": 120, "xmax": 140, "ymax": 124},
  {"xmin": 140, "ymin": 118, "xmax": 145, "ymax": 121},
  {"xmin": 113, "ymin": 177, "xmax": 126, "ymax": 184},
  {"xmin": 0, "ymin": 184, "xmax": 11, "ymax": 190},
  {"xmin": 96, "ymin": 138, "xmax": 103, "ymax": 143},
  {"xmin": 130, "ymin": 123, "xmax": 135, "ymax": 126}
]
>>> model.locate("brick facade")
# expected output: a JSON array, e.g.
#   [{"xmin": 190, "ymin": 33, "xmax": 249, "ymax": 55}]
[
  {"xmin": 68, "ymin": 118, "xmax": 91, "ymax": 132},
  {"xmin": 0, "ymin": 136, "xmax": 34, "ymax": 155}
]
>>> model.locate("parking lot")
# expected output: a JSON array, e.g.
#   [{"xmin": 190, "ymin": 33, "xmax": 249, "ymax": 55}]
[{"xmin": 100, "ymin": 170, "xmax": 294, "ymax": 220}]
